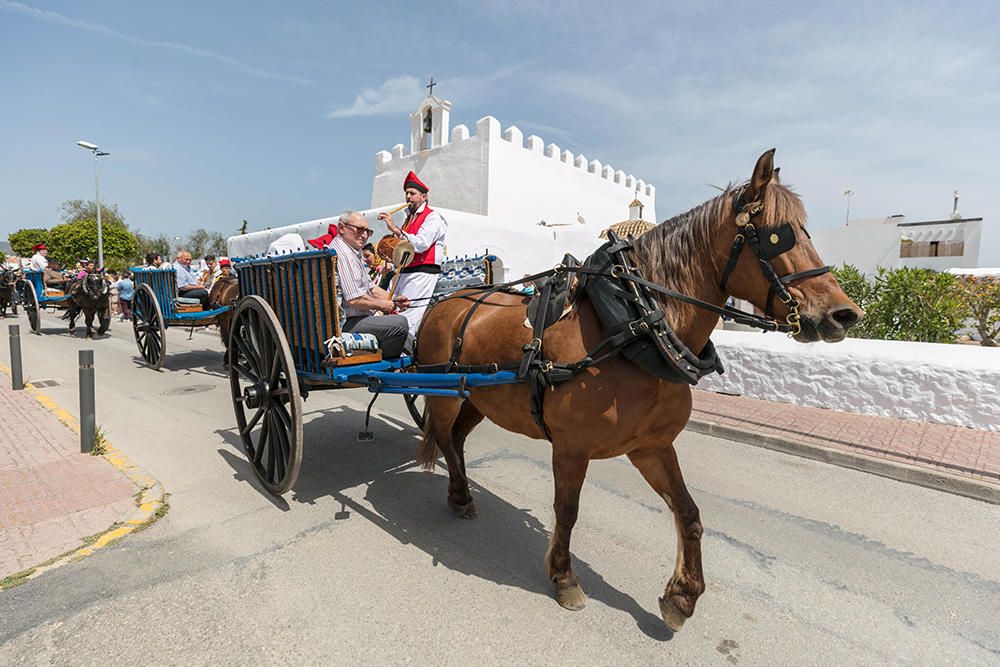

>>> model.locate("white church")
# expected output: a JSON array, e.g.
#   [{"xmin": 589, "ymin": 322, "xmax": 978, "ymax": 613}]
[{"xmin": 228, "ymin": 94, "xmax": 656, "ymax": 281}]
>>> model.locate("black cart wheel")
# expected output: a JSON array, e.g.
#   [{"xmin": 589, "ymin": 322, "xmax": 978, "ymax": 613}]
[
  {"xmin": 228, "ymin": 296, "xmax": 303, "ymax": 495},
  {"xmin": 133, "ymin": 283, "xmax": 166, "ymax": 369},
  {"xmin": 20, "ymin": 280, "xmax": 40, "ymax": 334},
  {"xmin": 404, "ymin": 394, "xmax": 425, "ymax": 431}
]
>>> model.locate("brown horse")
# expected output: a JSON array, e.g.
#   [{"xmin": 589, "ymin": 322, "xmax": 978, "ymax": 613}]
[
  {"xmin": 209, "ymin": 274, "xmax": 240, "ymax": 357},
  {"xmin": 414, "ymin": 150, "xmax": 862, "ymax": 632}
]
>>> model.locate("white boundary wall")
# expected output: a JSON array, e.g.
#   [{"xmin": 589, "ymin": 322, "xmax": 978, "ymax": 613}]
[{"xmin": 699, "ymin": 331, "xmax": 1000, "ymax": 431}]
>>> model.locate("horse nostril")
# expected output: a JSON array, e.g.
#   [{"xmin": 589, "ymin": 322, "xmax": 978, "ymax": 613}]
[{"xmin": 829, "ymin": 305, "xmax": 860, "ymax": 330}]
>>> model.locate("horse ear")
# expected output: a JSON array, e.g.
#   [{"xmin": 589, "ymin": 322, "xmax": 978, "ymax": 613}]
[{"xmin": 747, "ymin": 148, "xmax": 776, "ymax": 201}]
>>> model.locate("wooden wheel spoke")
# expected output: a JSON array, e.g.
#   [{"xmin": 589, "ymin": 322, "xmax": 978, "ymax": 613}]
[
  {"xmin": 233, "ymin": 361, "xmax": 259, "ymax": 383},
  {"xmin": 265, "ymin": 411, "xmax": 277, "ymax": 481},
  {"xmin": 269, "ymin": 408, "xmax": 291, "ymax": 474},
  {"xmin": 254, "ymin": 411, "xmax": 270, "ymax": 465},
  {"xmin": 241, "ymin": 404, "xmax": 266, "ymax": 436}
]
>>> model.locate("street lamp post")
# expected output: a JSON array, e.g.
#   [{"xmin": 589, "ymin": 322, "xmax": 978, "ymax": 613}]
[
  {"xmin": 77, "ymin": 141, "xmax": 110, "ymax": 268},
  {"xmin": 843, "ymin": 188, "xmax": 855, "ymax": 226}
]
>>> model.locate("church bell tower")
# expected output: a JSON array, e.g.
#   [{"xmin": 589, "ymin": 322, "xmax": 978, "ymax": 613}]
[{"xmin": 410, "ymin": 84, "xmax": 452, "ymax": 153}]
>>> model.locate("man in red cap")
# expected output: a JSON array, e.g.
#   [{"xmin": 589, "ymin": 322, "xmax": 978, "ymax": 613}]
[
  {"xmin": 377, "ymin": 170, "xmax": 447, "ymax": 349},
  {"xmin": 29, "ymin": 243, "xmax": 49, "ymax": 272}
]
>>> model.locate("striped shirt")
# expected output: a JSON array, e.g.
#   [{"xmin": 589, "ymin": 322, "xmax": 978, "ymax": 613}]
[{"xmin": 331, "ymin": 235, "xmax": 374, "ymax": 318}]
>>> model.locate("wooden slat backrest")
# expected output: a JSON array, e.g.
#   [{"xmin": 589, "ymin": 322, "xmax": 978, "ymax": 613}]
[
  {"xmin": 234, "ymin": 250, "xmax": 341, "ymax": 375},
  {"xmin": 132, "ymin": 267, "xmax": 178, "ymax": 320}
]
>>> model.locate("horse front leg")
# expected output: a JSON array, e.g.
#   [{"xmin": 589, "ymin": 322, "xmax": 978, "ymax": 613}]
[
  {"xmin": 98, "ymin": 304, "xmax": 110, "ymax": 335},
  {"xmin": 628, "ymin": 445, "xmax": 705, "ymax": 631},
  {"xmin": 84, "ymin": 309, "xmax": 95, "ymax": 337},
  {"xmin": 546, "ymin": 450, "xmax": 590, "ymax": 611}
]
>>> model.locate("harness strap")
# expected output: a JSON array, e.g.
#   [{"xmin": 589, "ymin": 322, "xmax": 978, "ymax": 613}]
[
  {"xmin": 719, "ymin": 234, "xmax": 746, "ymax": 292},
  {"xmin": 447, "ymin": 289, "xmax": 501, "ymax": 370}
]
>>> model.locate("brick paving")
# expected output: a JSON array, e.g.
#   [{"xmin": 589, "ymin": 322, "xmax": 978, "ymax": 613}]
[
  {"xmin": 691, "ymin": 389, "xmax": 1000, "ymax": 487},
  {"xmin": 0, "ymin": 380, "xmax": 138, "ymax": 580}
]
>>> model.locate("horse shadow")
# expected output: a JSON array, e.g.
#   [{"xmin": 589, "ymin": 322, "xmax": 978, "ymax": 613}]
[{"xmin": 214, "ymin": 402, "xmax": 671, "ymax": 640}]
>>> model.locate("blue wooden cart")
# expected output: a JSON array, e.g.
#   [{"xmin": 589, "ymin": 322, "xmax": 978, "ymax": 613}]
[
  {"xmin": 18, "ymin": 270, "xmax": 74, "ymax": 334},
  {"xmin": 131, "ymin": 267, "xmax": 234, "ymax": 369},
  {"xmin": 229, "ymin": 248, "xmax": 504, "ymax": 494}
]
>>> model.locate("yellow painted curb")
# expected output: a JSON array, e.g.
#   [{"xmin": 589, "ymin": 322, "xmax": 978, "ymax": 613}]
[{"xmin": 0, "ymin": 362, "xmax": 169, "ymax": 589}]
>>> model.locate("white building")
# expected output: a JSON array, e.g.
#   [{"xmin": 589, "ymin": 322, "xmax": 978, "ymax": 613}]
[
  {"xmin": 810, "ymin": 215, "xmax": 983, "ymax": 275},
  {"xmin": 809, "ymin": 191, "xmax": 985, "ymax": 275},
  {"xmin": 229, "ymin": 95, "xmax": 656, "ymax": 281}
]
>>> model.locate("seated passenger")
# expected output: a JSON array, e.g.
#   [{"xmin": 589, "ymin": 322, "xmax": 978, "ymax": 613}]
[
  {"xmin": 43, "ymin": 261, "xmax": 69, "ymax": 290},
  {"xmin": 173, "ymin": 250, "xmax": 210, "ymax": 309},
  {"xmin": 330, "ymin": 211, "xmax": 410, "ymax": 358}
]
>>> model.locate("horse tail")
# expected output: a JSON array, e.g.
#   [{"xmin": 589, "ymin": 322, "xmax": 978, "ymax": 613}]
[{"xmin": 416, "ymin": 418, "xmax": 438, "ymax": 471}]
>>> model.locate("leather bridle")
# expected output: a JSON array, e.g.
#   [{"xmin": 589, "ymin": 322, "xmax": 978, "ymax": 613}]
[{"xmin": 718, "ymin": 192, "xmax": 831, "ymax": 337}]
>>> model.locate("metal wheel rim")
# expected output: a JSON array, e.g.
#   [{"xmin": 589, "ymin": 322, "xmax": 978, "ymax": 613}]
[
  {"xmin": 133, "ymin": 284, "xmax": 166, "ymax": 369},
  {"xmin": 404, "ymin": 394, "xmax": 425, "ymax": 431},
  {"xmin": 21, "ymin": 280, "xmax": 39, "ymax": 334},
  {"xmin": 228, "ymin": 296, "xmax": 303, "ymax": 496}
]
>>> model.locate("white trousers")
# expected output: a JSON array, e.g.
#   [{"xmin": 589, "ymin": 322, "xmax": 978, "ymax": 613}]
[{"xmin": 394, "ymin": 271, "xmax": 439, "ymax": 349}]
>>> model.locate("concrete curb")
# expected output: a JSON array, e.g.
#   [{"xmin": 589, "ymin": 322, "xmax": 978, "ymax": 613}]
[
  {"xmin": 685, "ymin": 419, "xmax": 999, "ymax": 506},
  {"xmin": 0, "ymin": 363, "xmax": 169, "ymax": 586}
]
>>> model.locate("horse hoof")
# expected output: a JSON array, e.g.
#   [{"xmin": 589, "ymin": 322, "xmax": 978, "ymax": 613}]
[
  {"xmin": 659, "ymin": 595, "xmax": 688, "ymax": 631},
  {"xmin": 555, "ymin": 583, "xmax": 587, "ymax": 611},
  {"xmin": 448, "ymin": 497, "xmax": 478, "ymax": 519}
]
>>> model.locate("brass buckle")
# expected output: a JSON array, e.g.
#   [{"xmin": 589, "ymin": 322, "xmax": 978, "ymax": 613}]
[{"xmin": 628, "ymin": 319, "xmax": 649, "ymax": 336}]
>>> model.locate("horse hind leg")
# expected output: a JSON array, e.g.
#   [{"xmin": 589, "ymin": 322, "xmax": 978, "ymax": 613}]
[
  {"xmin": 418, "ymin": 397, "xmax": 480, "ymax": 518},
  {"xmin": 627, "ymin": 446, "xmax": 705, "ymax": 632},
  {"xmin": 545, "ymin": 451, "xmax": 590, "ymax": 611},
  {"xmin": 445, "ymin": 400, "xmax": 485, "ymax": 517}
]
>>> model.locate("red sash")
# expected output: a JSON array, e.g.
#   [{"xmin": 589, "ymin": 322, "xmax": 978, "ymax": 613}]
[{"xmin": 402, "ymin": 205, "xmax": 439, "ymax": 268}]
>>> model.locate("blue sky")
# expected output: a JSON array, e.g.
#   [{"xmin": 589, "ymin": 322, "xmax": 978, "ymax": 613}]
[{"xmin": 2, "ymin": 0, "xmax": 997, "ymax": 265}]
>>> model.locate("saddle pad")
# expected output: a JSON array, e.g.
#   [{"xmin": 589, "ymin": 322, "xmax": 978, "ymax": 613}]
[
  {"xmin": 175, "ymin": 303, "xmax": 203, "ymax": 313},
  {"xmin": 581, "ymin": 240, "xmax": 723, "ymax": 385},
  {"xmin": 175, "ymin": 297, "xmax": 201, "ymax": 304},
  {"xmin": 44, "ymin": 288, "xmax": 65, "ymax": 297}
]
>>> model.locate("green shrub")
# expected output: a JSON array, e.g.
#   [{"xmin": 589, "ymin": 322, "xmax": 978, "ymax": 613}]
[
  {"xmin": 955, "ymin": 275, "xmax": 1000, "ymax": 346},
  {"xmin": 831, "ymin": 265, "xmax": 964, "ymax": 343}
]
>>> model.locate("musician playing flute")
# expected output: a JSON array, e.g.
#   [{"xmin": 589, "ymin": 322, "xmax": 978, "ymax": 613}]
[{"xmin": 377, "ymin": 170, "xmax": 447, "ymax": 350}]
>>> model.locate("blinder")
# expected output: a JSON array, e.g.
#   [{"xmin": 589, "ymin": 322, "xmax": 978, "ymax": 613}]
[{"xmin": 758, "ymin": 222, "xmax": 797, "ymax": 260}]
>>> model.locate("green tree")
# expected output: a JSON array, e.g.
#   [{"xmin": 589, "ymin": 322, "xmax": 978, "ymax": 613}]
[
  {"xmin": 8, "ymin": 228, "xmax": 51, "ymax": 257},
  {"xmin": 184, "ymin": 228, "xmax": 227, "ymax": 259},
  {"xmin": 955, "ymin": 275, "xmax": 1000, "ymax": 347},
  {"xmin": 135, "ymin": 232, "xmax": 172, "ymax": 262},
  {"xmin": 59, "ymin": 199, "xmax": 126, "ymax": 228},
  {"xmin": 47, "ymin": 219, "xmax": 138, "ymax": 269}
]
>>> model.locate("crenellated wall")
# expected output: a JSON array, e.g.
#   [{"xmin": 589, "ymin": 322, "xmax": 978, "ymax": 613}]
[{"xmin": 371, "ymin": 104, "xmax": 655, "ymax": 230}]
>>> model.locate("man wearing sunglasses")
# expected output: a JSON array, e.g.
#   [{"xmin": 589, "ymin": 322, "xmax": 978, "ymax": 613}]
[
  {"xmin": 330, "ymin": 211, "xmax": 410, "ymax": 358},
  {"xmin": 377, "ymin": 170, "xmax": 447, "ymax": 349}
]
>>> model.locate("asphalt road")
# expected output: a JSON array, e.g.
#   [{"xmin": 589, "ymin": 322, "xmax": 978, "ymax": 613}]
[{"xmin": 1, "ymin": 311, "xmax": 998, "ymax": 665}]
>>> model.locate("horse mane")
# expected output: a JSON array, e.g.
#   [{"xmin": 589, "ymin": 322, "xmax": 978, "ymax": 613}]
[{"xmin": 630, "ymin": 181, "xmax": 807, "ymax": 328}]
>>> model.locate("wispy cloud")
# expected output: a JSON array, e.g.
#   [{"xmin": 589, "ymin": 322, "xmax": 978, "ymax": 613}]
[
  {"xmin": 328, "ymin": 66, "xmax": 526, "ymax": 120},
  {"xmin": 327, "ymin": 76, "xmax": 424, "ymax": 119},
  {"xmin": 0, "ymin": 0, "xmax": 314, "ymax": 85}
]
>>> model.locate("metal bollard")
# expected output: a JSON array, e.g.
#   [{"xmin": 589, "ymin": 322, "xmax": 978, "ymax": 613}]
[
  {"xmin": 9, "ymin": 324, "xmax": 24, "ymax": 390},
  {"xmin": 79, "ymin": 350, "xmax": 95, "ymax": 454}
]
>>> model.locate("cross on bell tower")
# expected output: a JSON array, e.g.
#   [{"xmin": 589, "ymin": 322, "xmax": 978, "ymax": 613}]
[{"xmin": 426, "ymin": 77, "xmax": 436, "ymax": 96}]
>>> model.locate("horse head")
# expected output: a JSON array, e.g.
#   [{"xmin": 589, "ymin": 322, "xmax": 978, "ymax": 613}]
[
  {"xmin": 82, "ymin": 271, "xmax": 109, "ymax": 301},
  {"xmin": 718, "ymin": 150, "xmax": 861, "ymax": 343}
]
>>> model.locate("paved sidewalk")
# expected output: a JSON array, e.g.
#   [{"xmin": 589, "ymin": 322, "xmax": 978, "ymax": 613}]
[
  {"xmin": 0, "ymin": 377, "xmax": 150, "ymax": 583},
  {"xmin": 689, "ymin": 389, "xmax": 1000, "ymax": 503}
]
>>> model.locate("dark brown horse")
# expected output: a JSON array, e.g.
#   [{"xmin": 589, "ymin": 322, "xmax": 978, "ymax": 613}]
[{"xmin": 414, "ymin": 150, "xmax": 861, "ymax": 632}]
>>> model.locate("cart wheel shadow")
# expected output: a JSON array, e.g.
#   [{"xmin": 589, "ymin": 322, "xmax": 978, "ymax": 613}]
[
  {"xmin": 214, "ymin": 403, "xmax": 671, "ymax": 640},
  {"xmin": 130, "ymin": 350, "xmax": 229, "ymax": 378}
]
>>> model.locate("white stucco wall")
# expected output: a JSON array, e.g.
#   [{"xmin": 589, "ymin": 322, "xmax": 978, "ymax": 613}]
[
  {"xmin": 699, "ymin": 331, "xmax": 1000, "ymax": 431},
  {"xmin": 371, "ymin": 103, "xmax": 655, "ymax": 234}
]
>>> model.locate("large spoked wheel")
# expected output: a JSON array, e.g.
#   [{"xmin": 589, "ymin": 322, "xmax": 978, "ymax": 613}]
[
  {"xmin": 19, "ymin": 280, "xmax": 40, "ymax": 334},
  {"xmin": 228, "ymin": 296, "xmax": 303, "ymax": 496},
  {"xmin": 404, "ymin": 394, "xmax": 425, "ymax": 431},
  {"xmin": 133, "ymin": 284, "xmax": 166, "ymax": 369}
]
